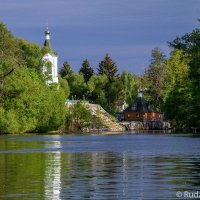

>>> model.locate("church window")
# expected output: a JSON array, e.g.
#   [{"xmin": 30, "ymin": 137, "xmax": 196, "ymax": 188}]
[{"xmin": 46, "ymin": 61, "xmax": 52, "ymax": 74}]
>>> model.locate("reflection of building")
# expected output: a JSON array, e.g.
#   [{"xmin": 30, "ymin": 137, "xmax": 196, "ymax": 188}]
[
  {"xmin": 42, "ymin": 26, "xmax": 58, "ymax": 84},
  {"xmin": 123, "ymin": 89, "xmax": 163, "ymax": 122},
  {"xmin": 44, "ymin": 138, "xmax": 61, "ymax": 200}
]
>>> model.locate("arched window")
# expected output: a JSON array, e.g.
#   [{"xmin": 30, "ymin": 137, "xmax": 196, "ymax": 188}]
[{"xmin": 46, "ymin": 61, "xmax": 52, "ymax": 74}]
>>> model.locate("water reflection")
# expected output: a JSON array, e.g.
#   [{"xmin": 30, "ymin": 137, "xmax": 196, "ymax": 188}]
[
  {"xmin": 0, "ymin": 134, "xmax": 200, "ymax": 199},
  {"xmin": 44, "ymin": 138, "xmax": 62, "ymax": 200}
]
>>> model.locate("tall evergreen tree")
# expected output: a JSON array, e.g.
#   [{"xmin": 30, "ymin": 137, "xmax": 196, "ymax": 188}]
[
  {"xmin": 59, "ymin": 61, "xmax": 73, "ymax": 79},
  {"xmin": 150, "ymin": 47, "xmax": 166, "ymax": 66},
  {"xmin": 79, "ymin": 59, "xmax": 94, "ymax": 83},
  {"xmin": 98, "ymin": 54, "xmax": 119, "ymax": 82},
  {"xmin": 142, "ymin": 48, "xmax": 167, "ymax": 111}
]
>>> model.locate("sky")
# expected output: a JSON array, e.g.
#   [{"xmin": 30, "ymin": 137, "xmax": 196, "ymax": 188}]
[{"xmin": 0, "ymin": 0, "xmax": 200, "ymax": 74}]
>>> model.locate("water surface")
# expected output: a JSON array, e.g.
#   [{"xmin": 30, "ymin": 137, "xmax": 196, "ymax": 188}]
[{"xmin": 0, "ymin": 133, "xmax": 200, "ymax": 199}]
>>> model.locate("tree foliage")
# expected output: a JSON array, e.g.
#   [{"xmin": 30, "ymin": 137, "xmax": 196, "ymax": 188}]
[
  {"xmin": 0, "ymin": 67, "xmax": 66, "ymax": 133},
  {"xmin": 168, "ymin": 28, "xmax": 200, "ymax": 126},
  {"xmin": 16, "ymin": 38, "xmax": 44, "ymax": 71},
  {"xmin": 0, "ymin": 23, "xmax": 66, "ymax": 133},
  {"xmin": 79, "ymin": 59, "xmax": 94, "ymax": 83},
  {"xmin": 142, "ymin": 48, "xmax": 167, "ymax": 111},
  {"xmin": 120, "ymin": 71, "xmax": 140, "ymax": 104},
  {"xmin": 59, "ymin": 61, "xmax": 74, "ymax": 79},
  {"xmin": 98, "ymin": 54, "xmax": 119, "ymax": 83},
  {"xmin": 1, "ymin": 20, "xmax": 200, "ymax": 133},
  {"xmin": 66, "ymin": 101, "xmax": 92, "ymax": 131},
  {"xmin": 67, "ymin": 73, "xmax": 89, "ymax": 100},
  {"xmin": 0, "ymin": 23, "xmax": 22, "ymax": 96}
]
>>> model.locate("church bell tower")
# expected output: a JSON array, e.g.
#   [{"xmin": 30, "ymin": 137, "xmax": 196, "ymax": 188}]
[{"xmin": 42, "ymin": 26, "xmax": 58, "ymax": 84}]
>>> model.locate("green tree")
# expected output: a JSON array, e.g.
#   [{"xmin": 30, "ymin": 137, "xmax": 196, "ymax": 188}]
[
  {"xmin": 67, "ymin": 73, "xmax": 89, "ymax": 100},
  {"xmin": 0, "ymin": 67, "xmax": 66, "ymax": 133},
  {"xmin": 16, "ymin": 38, "xmax": 44, "ymax": 71},
  {"xmin": 87, "ymin": 74, "xmax": 108, "ymax": 110},
  {"xmin": 120, "ymin": 71, "xmax": 141, "ymax": 104},
  {"xmin": 164, "ymin": 83, "xmax": 192, "ymax": 128},
  {"xmin": 165, "ymin": 50, "xmax": 189, "ymax": 91},
  {"xmin": 150, "ymin": 47, "xmax": 166, "ymax": 66},
  {"xmin": 59, "ymin": 76, "xmax": 70, "ymax": 99},
  {"xmin": 98, "ymin": 54, "xmax": 119, "ymax": 83},
  {"xmin": 105, "ymin": 78, "xmax": 124, "ymax": 113},
  {"xmin": 79, "ymin": 59, "xmax": 94, "ymax": 83},
  {"xmin": 59, "ymin": 61, "xmax": 73, "ymax": 79},
  {"xmin": 163, "ymin": 50, "xmax": 192, "ymax": 127},
  {"xmin": 66, "ymin": 101, "xmax": 92, "ymax": 131},
  {"xmin": 0, "ymin": 23, "xmax": 22, "ymax": 97},
  {"xmin": 169, "ymin": 28, "xmax": 200, "ymax": 126},
  {"xmin": 142, "ymin": 48, "xmax": 167, "ymax": 111}
]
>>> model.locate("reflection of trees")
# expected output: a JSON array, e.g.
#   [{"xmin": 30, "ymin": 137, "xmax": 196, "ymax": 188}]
[
  {"xmin": 143, "ymin": 156, "xmax": 200, "ymax": 196},
  {"xmin": 163, "ymin": 156, "xmax": 200, "ymax": 190},
  {"xmin": 1, "ymin": 138, "xmax": 200, "ymax": 199},
  {"xmin": 60, "ymin": 152, "xmax": 130, "ymax": 199},
  {"xmin": 0, "ymin": 139, "xmax": 46, "ymax": 199}
]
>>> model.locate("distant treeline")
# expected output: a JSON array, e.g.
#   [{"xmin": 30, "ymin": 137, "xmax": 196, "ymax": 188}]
[{"xmin": 0, "ymin": 21, "xmax": 199, "ymax": 133}]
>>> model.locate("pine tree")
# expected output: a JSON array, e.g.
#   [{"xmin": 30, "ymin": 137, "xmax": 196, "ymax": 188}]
[
  {"xmin": 98, "ymin": 54, "xmax": 119, "ymax": 82},
  {"xmin": 143, "ymin": 48, "xmax": 167, "ymax": 111},
  {"xmin": 79, "ymin": 59, "xmax": 94, "ymax": 83},
  {"xmin": 59, "ymin": 61, "xmax": 73, "ymax": 79}
]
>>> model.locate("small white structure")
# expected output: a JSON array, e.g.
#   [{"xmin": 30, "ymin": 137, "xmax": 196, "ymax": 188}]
[{"xmin": 42, "ymin": 26, "xmax": 58, "ymax": 84}]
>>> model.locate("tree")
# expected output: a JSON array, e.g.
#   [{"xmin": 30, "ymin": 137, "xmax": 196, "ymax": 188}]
[
  {"xmin": 0, "ymin": 23, "xmax": 22, "ymax": 97},
  {"xmin": 67, "ymin": 73, "xmax": 89, "ymax": 100},
  {"xmin": 142, "ymin": 48, "xmax": 167, "ymax": 111},
  {"xmin": 16, "ymin": 38, "xmax": 44, "ymax": 71},
  {"xmin": 0, "ymin": 67, "xmax": 66, "ymax": 133},
  {"xmin": 105, "ymin": 78, "xmax": 124, "ymax": 113},
  {"xmin": 79, "ymin": 59, "xmax": 94, "ymax": 83},
  {"xmin": 150, "ymin": 48, "xmax": 166, "ymax": 66},
  {"xmin": 98, "ymin": 54, "xmax": 119, "ymax": 82},
  {"xmin": 169, "ymin": 29, "xmax": 200, "ymax": 126},
  {"xmin": 58, "ymin": 76, "xmax": 70, "ymax": 99},
  {"xmin": 120, "ymin": 71, "xmax": 141, "ymax": 104},
  {"xmin": 87, "ymin": 74, "xmax": 108, "ymax": 108},
  {"xmin": 165, "ymin": 50, "xmax": 189, "ymax": 90},
  {"xmin": 168, "ymin": 28, "xmax": 200, "ymax": 54},
  {"xmin": 59, "ymin": 61, "xmax": 73, "ymax": 79},
  {"xmin": 66, "ymin": 101, "xmax": 92, "ymax": 131},
  {"xmin": 164, "ymin": 83, "xmax": 192, "ymax": 128},
  {"xmin": 163, "ymin": 50, "xmax": 192, "ymax": 127}
]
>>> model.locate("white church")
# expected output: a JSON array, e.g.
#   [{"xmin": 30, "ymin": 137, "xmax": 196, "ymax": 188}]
[{"xmin": 42, "ymin": 26, "xmax": 58, "ymax": 84}]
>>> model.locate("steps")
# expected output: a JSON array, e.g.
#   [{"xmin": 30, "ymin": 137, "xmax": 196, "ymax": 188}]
[{"xmin": 87, "ymin": 103, "xmax": 125, "ymax": 132}]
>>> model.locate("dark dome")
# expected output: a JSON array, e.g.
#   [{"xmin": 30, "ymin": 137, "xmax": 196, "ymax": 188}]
[{"xmin": 124, "ymin": 97, "xmax": 154, "ymax": 112}]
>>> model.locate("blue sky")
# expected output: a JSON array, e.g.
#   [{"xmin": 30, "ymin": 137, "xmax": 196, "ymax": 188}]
[{"xmin": 0, "ymin": 0, "xmax": 199, "ymax": 74}]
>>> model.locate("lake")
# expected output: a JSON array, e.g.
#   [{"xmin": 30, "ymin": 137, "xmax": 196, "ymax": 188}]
[{"xmin": 0, "ymin": 133, "xmax": 200, "ymax": 199}]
